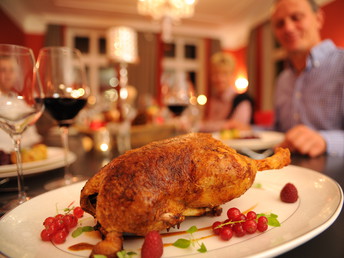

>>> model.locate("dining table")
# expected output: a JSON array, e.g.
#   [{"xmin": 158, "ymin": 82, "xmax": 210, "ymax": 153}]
[{"xmin": 0, "ymin": 130, "xmax": 343, "ymax": 258}]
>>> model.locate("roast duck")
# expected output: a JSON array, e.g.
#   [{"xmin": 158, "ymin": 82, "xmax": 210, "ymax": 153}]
[{"xmin": 80, "ymin": 133, "xmax": 290, "ymax": 257}]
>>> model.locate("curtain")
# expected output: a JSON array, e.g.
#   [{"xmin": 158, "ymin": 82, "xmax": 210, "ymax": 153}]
[
  {"xmin": 44, "ymin": 24, "xmax": 64, "ymax": 46},
  {"xmin": 127, "ymin": 32, "xmax": 158, "ymax": 106}
]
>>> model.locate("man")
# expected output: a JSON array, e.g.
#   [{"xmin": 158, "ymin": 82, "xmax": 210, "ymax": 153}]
[{"xmin": 271, "ymin": 0, "xmax": 344, "ymax": 157}]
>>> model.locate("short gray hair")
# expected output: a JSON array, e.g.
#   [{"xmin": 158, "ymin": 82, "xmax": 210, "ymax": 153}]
[{"xmin": 274, "ymin": 0, "xmax": 319, "ymax": 12}]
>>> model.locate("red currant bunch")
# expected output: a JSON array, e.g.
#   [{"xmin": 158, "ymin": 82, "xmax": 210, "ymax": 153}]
[
  {"xmin": 212, "ymin": 207, "xmax": 268, "ymax": 241},
  {"xmin": 40, "ymin": 206, "xmax": 84, "ymax": 244}
]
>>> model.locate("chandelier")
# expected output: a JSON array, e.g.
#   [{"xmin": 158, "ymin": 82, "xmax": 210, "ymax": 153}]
[{"xmin": 137, "ymin": 0, "xmax": 198, "ymax": 42}]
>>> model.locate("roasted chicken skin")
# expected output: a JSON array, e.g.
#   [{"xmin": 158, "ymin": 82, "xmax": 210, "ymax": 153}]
[{"xmin": 80, "ymin": 133, "xmax": 290, "ymax": 257}]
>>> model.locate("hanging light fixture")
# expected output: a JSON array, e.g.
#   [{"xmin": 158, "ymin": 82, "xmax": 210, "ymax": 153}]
[
  {"xmin": 137, "ymin": 0, "xmax": 198, "ymax": 42},
  {"xmin": 107, "ymin": 26, "xmax": 138, "ymax": 64}
]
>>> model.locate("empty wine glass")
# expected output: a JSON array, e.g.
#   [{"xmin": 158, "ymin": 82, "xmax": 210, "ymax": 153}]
[
  {"xmin": 36, "ymin": 47, "xmax": 89, "ymax": 190},
  {"xmin": 0, "ymin": 44, "xmax": 44, "ymax": 212}
]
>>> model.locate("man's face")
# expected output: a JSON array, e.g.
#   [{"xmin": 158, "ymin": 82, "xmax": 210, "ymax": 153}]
[{"xmin": 271, "ymin": 0, "xmax": 323, "ymax": 54}]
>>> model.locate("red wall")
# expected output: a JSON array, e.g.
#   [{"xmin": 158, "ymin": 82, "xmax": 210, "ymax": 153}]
[
  {"xmin": 224, "ymin": 47, "xmax": 248, "ymax": 80},
  {"xmin": 321, "ymin": 0, "xmax": 344, "ymax": 47},
  {"xmin": 0, "ymin": 8, "xmax": 24, "ymax": 45},
  {"xmin": 0, "ymin": 8, "xmax": 44, "ymax": 58}
]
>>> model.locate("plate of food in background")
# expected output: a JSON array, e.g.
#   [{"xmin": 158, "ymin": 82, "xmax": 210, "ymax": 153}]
[
  {"xmin": 0, "ymin": 145, "xmax": 76, "ymax": 178},
  {"xmin": 213, "ymin": 129, "xmax": 285, "ymax": 151}
]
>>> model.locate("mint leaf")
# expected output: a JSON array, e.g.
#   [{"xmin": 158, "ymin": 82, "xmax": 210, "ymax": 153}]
[
  {"xmin": 72, "ymin": 227, "xmax": 83, "ymax": 238},
  {"xmin": 186, "ymin": 226, "xmax": 198, "ymax": 234},
  {"xmin": 116, "ymin": 250, "xmax": 137, "ymax": 258},
  {"xmin": 82, "ymin": 226, "xmax": 94, "ymax": 232},
  {"xmin": 197, "ymin": 242, "xmax": 207, "ymax": 253},
  {"xmin": 173, "ymin": 238, "xmax": 191, "ymax": 249},
  {"xmin": 267, "ymin": 216, "xmax": 280, "ymax": 227},
  {"xmin": 72, "ymin": 226, "xmax": 94, "ymax": 238},
  {"xmin": 253, "ymin": 183, "xmax": 263, "ymax": 189}
]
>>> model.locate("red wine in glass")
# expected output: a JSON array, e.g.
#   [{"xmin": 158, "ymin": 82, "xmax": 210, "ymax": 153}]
[
  {"xmin": 42, "ymin": 98, "xmax": 87, "ymax": 126},
  {"xmin": 167, "ymin": 104, "xmax": 188, "ymax": 116}
]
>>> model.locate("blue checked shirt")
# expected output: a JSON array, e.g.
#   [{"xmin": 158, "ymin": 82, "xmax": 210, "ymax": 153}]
[{"xmin": 274, "ymin": 40, "xmax": 344, "ymax": 156}]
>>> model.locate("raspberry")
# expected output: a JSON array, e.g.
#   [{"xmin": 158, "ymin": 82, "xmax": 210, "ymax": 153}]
[
  {"xmin": 280, "ymin": 183, "xmax": 298, "ymax": 203},
  {"xmin": 141, "ymin": 231, "xmax": 163, "ymax": 258}
]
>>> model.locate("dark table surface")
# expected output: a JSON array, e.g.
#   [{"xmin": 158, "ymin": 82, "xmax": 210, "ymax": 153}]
[{"xmin": 0, "ymin": 132, "xmax": 343, "ymax": 257}]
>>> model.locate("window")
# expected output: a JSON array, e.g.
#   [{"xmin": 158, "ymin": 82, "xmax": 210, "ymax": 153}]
[
  {"xmin": 66, "ymin": 28, "xmax": 109, "ymax": 97},
  {"xmin": 74, "ymin": 36, "xmax": 89, "ymax": 53},
  {"xmin": 162, "ymin": 36, "xmax": 205, "ymax": 95}
]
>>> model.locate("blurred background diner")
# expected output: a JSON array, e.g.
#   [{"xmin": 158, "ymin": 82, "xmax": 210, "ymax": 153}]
[
  {"xmin": 0, "ymin": 0, "xmax": 344, "ymax": 257},
  {"xmin": 200, "ymin": 51, "xmax": 254, "ymax": 132}
]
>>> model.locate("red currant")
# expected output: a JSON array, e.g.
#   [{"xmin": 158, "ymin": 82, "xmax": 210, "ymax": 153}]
[
  {"xmin": 219, "ymin": 227, "xmax": 233, "ymax": 241},
  {"xmin": 63, "ymin": 214, "xmax": 78, "ymax": 229},
  {"xmin": 51, "ymin": 229, "xmax": 68, "ymax": 244},
  {"xmin": 45, "ymin": 222, "xmax": 58, "ymax": 235},
  {"xmin": 258, "ymin": 216, "xmax": 268, "ymax": 225},
  {"xmin": 246, "ymin": 211, "xmax": 257, "ymax": 220},
  {"xmin": 212, "ymin": 221, "xmax": 222, "ymax": 235},
  {"xmin": 257, "ymin": 216, "xmax": 269, "ymax": 232},
  {"xmin": 257, "ymin": 221, "xmax": 268, "ymax": 232},
  {"xmin": 232, "ymin": 223, "xmax": 246, "ymax": 237},
  {"xmin": 227, "ymin": 207, "xmax": 241, "ymax": 221},
  {"xmin": 243, "ymin": 220, "xmax": 257, "ymax": 234},
  {"xmin": 73, "ymin": 206, "xmax": 84, "ymax": 218},
  {"xmin": 54, "ymin": 219, "xmax": 66, "ymax": 231},
  {"xmin": 55, "ymin": 214, "xmax": 64, "ymax": 220},
  {"xmin": 233, "ymin": 213, "xmax": 246, "ymax": 222},
  {"xmin": 43, "ymin": 217, "xmax": 55, "ymax": 227},
  {"xmin": 40, "ymin": 229, "xmax": 53, "ymax": 241}
]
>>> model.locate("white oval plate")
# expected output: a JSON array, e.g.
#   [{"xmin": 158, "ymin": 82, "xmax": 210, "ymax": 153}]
[
  {"xmin": 0, "ymin": 165, "xmax": 342, "ymax": 258},
  {"xmin": 213, "ymin": 131, "xmax": 285, "ymax": 151},
  {"xmin": 0, "ymin": 147, "xmax": 77, "ymax": 178}
]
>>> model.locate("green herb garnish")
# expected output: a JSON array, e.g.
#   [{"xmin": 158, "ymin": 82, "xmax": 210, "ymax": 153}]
[
  {"xmin": 173, "ymin": 226, "xmax": 207, "ymax": 253},
  {"xmin": 72, "ymin": 226, "xmax": 94, "ymax": 238},
  {"xmin": 116, "ymin": 250, "xmax": 137, "ymax": 258}
]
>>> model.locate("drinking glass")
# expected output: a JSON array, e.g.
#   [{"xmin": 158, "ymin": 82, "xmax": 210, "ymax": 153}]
[
  {"xmin": 163, "ymin": 72, "xmax": 190, "ymax": 117},
  {"xmin": 163, "ymin": 72, "xmax": 193, "ymax": 133},
  {"xmin": 36, "ymin": 47, "xmax": 89, "ymax": 190},
  {"xmin": 0, "ymin": 44, "xmax": 44, "ymax": 212}
]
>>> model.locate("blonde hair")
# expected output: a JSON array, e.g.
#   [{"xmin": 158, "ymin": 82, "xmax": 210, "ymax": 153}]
[{"xmin": 211, "ymin": 52, "xmax": 236, "ymax": 74}]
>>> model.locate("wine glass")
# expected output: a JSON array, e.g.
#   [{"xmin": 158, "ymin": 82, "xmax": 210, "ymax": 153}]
[
  {"xmin": 163, "ymin": 72, "xmax": 192, "ymax": 133},
  {"xmin": 0, "ymin": 44, "xmax": 44, "ymax": 212},
  {"xmin": 163, "ymin": 72, "xmax": 190, "ymax": 117},
  {"xmin": 36, "ymin": 47, "xmax": 89, "ymax": 190}
]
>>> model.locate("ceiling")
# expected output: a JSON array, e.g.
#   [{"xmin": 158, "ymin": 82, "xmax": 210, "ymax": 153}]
[{"xmin": 0, "ymin": 0, "xmax": 333, "ymax": 49}]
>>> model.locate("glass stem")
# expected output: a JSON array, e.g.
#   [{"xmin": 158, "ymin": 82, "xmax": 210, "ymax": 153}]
[
  {"xmin": 59, "ymin": 126, "xmax": 72, "ymax": 184},
  {"xmin": 12, "ymin": 134, "xmax": 27, "ymax": 203}
]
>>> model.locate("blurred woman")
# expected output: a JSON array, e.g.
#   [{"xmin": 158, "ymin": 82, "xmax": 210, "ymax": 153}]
[{"xmin": 200, "ymin": 52, "xmax": 254, "ymax": 132}]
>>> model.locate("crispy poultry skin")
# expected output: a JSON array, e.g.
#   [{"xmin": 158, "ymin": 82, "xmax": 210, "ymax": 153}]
[{"xmin": 80, "ymin": 133, "xmax": 290, "ymax": 257}]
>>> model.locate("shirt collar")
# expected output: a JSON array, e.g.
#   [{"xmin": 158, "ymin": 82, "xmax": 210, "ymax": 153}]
[
  {"xmin": 306, "ymin": 39, "xmax": 336, "ymax": 70},
  {"xmin": 285, "ymin": 40, "xmax": 337, "ymax": 72}
]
